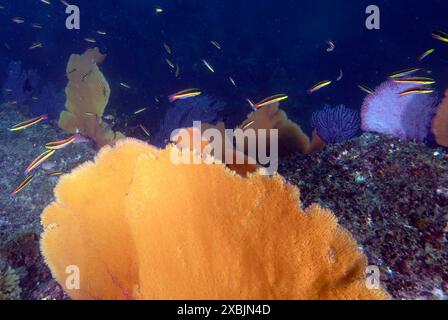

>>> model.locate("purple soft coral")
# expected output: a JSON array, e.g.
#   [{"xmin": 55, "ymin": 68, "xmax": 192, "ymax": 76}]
[
  {"xmin": 311, "ymin": 104, "xmax": 360, "ymax": 144},
  {"xmin": 1, "ymin": 61, "xmax": 40, "ymax": 105},
  {"xmin": 361, "ymin": 79, "xmax": 437, "ymax": 142}
]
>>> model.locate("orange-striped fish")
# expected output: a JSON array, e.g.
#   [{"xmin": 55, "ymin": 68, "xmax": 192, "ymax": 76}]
[
  {"xmin": 399, "ymin": 87, "xmax": 434, "ymax": 97},
  {"xmin": 417, "ymin": 48, "xmax": 435, "ymax": 62},
  {"xmin": 255, "ymin": 94, "xmax": 288, "ymax": 109},
  {"xmin": 432, "ymin": 30, "xmax": 448, "ymax": 43},
  {"xmin": 9, "ymin": 114, "xmax": 48, "ymax": 132},
  {"xmin": 45, "ymin": 135, "xmax": 78, "ymax": 150},
  {"xmin": 11, "ymin": 175, "xmax": 34, "ymax": 196},
  {"xmin": 308, "ymin": 80, "xmax": 332, "ymax": 94},
  {"xmin": 390, "ymin": 68, "xmax": 421, "ymax": 79},
  {"xmin": 46, "ymin": 171, "xmax": 65, "ymax": 177},
  {"xmin": 168, "ymin": 88, "xmax": 201, "ymax": 102},
  {"xmin": 241, "ymin": 120, "xmax": 255, "ymax": 130},
  {"xmin": 393, "ymin": 77, "xmax": 435, "ymax": 85},
  {"xmin": 25, "ymin": 149, "xmax": 56, "ymax": 174}
]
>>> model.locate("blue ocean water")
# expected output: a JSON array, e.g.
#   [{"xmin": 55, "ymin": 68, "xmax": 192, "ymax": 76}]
[{"xmin": 1, "ymin": 0, "xmax": 447, "ymax": 135}]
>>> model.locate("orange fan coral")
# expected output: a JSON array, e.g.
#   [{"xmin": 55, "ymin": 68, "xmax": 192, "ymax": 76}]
[
  {"xmin": 432, "ymin": 89, "xmax": 448, "ymax": 146},
  {"xmin": 58, "ymin": 48, "xmax": 124, "ymax": 149},
  {"xmin": 41, "ymin": 138, "xmax": 389, "ymax": 300}
]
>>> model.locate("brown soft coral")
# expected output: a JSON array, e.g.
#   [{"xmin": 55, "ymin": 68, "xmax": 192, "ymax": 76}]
[
  {"xmin": 432, "ymin": 89, "xmax": 448, "ymax": 147},
  {"xmin": 41, "ymin": 138, "xmax": 389, "ymax": 300},
  {"xmin": 239, "ymin": 103, "xmax": 310, "ymax": 158},
  {"xmin": 58, "ymin": 48, "xmax": 124, "ymax": 149}
]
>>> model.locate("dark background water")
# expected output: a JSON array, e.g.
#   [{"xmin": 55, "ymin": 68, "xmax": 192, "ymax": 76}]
[{"xmin": 0, "ymin": 0, "xmax": 447, "ymax": 134}]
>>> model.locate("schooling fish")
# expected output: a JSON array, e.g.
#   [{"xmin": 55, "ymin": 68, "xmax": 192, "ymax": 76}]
[
  {"xmin": 163, "ymin": 43, "xmax": 172, "ymax": 54},
  {"xmin": 168, "ymin": 88, "xmax": 201, "ymax": 102},
  {"xmin": 46, "ymin": 171, "xmax": 65, "ymax": 177},
  {"xmin": 12, "ymin": 17, "xmax": 25, "ymax": 24},
  {"xmin": 84, "ymin": 37, "xmax": 97, "ymax": 43},
  {"xmin": 399, "ymin": 86, "xmax": 434, "ymax": 97},
  {"xmin": 390, "ymin": 68, "xmax": 421, "ymax": 78},
  {"xmin": 31, "ymin": 23, "xmax": 43, "ymax": 29},
  {"xmin": 25, "ymin": 149, "xmax": 56, "ymax": 174},
  {"xmin": 393, "ymin": 77, "xmax": 435, "ymax": 85},
  {"xmin": 29, "ymin": 42, "xmax": 43, "ymax": 50},
  {"xmin": 326, "ymin": 40, "xmax": 335, "ymax": 52},
  {"xmin": 97, "ymin": 30, "xmax": 107, "ymax": 35},
  {"xmin": 139, "ymin": 124, "xmax": 151, "ymax": 137},
  {"xmin": 45, "ymin": 135, "xmax": 78, "ymax": 150},
  {"xmin": 165, "ymin": 58, "xmax": 175, "ymax": 69},
  {"xmin": 134, "ymin": 107, "xmax": 147, "ymax": 115},
  {"xmin": 241, "ymin": 120, "xmax": 255, "ymax": 130},
  {"xmin": 417, "ymin": 49, "xmax": 435, "ymax": 62},
  {"xmin": 337, "ymin": 69, "xmax": 343, "ymax": 81},
  {"xmin": 202, "ymin": 59, "xmax": 215, "ymax": 73},
  {"xmin": 120, "ymin": 82, "xmax": 131, "ymax": 89},
  {"xmin": 358, "ymin": 84, "xmax": 374, "ymax": 95},
  {"xmin": 255, "ymin": 94, "xmax": 288, "ymax": 109},
  {"xmin": 246, "ymin": 98, "xmax": 256, "ymax": 110},
  {"xmin": 432, "ymin": 30, "xmax": 448, "ymax": 43},
  {"xmin": 11, "ymin": 175, "xmax": 34, "ymax": 196},
  {"xmin": 9, "ymin": 115, "xmax": 48, "ymax": 132},
  {"xmin": 308, "ymin": 80, "xmax": 332, "ymax": 94},
  {"xmin": 229, "ymin": 76, "xmax": 237, "ymax": 87},
  {"xmin": 210, "ymin": 41, "xmax": 221, "ymax": 50}
]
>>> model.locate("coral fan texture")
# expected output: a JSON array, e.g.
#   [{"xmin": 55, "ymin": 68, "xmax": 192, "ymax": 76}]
[
  {"xmin": 40, "ymin": 139, "xmax": 388, "ymax": 300},
  {"xmin": 311, "ymin": 104, "xmax": 360, "ymax": 144},
  {"xmin": 361, "ymin": 79, "xmax": 437, "ymax": 141}
]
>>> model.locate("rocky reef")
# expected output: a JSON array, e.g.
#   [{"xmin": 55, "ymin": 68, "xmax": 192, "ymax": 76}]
[
  {"xmin": 279, "ymin": 133, "xmax": 448, "ymax": 300},
  {"xmin": 0, "ymin": 102, "xmax": 446, "ymax": 300},
  {"xmin": 0, "ymin": 103, "xmax": 95, "ymax": 299}
]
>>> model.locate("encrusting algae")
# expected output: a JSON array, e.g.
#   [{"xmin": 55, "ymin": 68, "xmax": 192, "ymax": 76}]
[
  {"xmin": 40, "ymin": 138, "xmax": 389, "ymax": 300},
  {"xmin": 58, "ymin": 48, "xmax": 124, "ymax": 149}
]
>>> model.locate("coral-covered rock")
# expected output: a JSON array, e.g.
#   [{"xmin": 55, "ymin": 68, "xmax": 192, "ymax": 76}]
[{"xmin": 279, "ymin": 133, "xmax": 448, "ymax": 300}]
